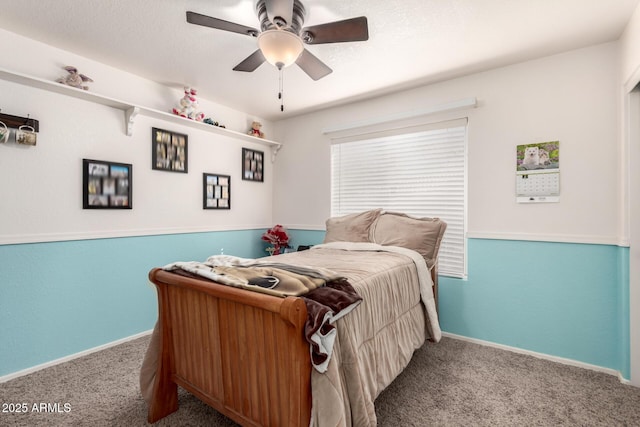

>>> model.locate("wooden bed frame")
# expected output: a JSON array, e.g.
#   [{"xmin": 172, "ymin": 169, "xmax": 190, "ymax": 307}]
[{"xmin": 146, "ymin": 265, "xmax": 438, "ymax": 426}]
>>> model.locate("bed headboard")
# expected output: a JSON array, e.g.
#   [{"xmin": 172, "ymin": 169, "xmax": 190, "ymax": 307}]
[
  {"xmin": 323, "ymin": 210, "xmax": 447, "ymax": 269},
  {"xmin": 323, "ymin": 209, "xmax": 447, "ymax": 308}
]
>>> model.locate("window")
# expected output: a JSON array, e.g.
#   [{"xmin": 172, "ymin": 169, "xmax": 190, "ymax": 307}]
[{"xmin": 330, "ymin": 119, "xmax": 467, "ymax": 277}]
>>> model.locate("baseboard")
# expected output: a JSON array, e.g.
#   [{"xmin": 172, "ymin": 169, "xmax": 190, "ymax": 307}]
[
  {"xmin": 2, "ymin": 329, "xmax": 630, "ymax": 386},
  {"xmin": 0, "ymin": 329, "xmax": 153, "ymax": 384},
  {"xmin": 442, "ymin": 332, "xmax": 627, "ymax": 382},
  {"xmin": 618, "ymin": 372, "xmax": 632, "ymax": 385}
]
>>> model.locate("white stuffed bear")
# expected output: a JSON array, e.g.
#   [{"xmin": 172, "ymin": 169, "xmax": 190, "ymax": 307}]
[{"xmin": 172, "ymin": 87, "xmax": 204, "ymax": 121}]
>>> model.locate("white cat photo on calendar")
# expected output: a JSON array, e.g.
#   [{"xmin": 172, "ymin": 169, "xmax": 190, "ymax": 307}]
[{"xmin": 538, "ymin": 148, "xmax": 550, "ymax": 165}]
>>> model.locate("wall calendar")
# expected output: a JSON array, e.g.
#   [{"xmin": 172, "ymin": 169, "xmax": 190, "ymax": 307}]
[{"xmin": 516, "ymin": 141, "xmax": 560, "ymax": 203}]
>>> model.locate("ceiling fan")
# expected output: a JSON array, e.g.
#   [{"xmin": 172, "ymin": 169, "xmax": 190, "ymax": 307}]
[{"xmin": 186, "ymin": 0, "xmax": 369, "ymax": 81}]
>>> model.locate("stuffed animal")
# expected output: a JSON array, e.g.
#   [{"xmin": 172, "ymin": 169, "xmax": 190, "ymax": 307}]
[
  {"xmin": 172, "ymin": 87, "xmax": 205, "ymax": 121},
  {"xmin": 248, "ymin": 121, "xmax": 264, "ymax": 138},
  {"xmin": 204, "ymin": 117, "xmax": 225, "ymax": 128},
  {"xmin": 56, "ymin": 66, "xmax": 93, "ymax": 90}
]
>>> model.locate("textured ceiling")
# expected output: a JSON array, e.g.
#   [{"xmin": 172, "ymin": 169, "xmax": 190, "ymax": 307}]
[{"xmin": 0, "ymin": 0, "xmax": 638, "ymax": 120}]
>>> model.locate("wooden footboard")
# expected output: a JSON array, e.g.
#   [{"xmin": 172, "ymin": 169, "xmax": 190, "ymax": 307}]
[{"xmin": 147, "ymin": 268, "xmax": 312, "ymax": 426}]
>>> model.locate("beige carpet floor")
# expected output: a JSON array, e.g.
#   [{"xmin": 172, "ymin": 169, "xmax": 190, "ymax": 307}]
[{"xmin": 1, "ymin": 335, "xmax": 639, "ymax": 426}]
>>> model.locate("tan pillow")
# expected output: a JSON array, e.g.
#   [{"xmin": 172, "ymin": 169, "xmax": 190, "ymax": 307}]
[
  {"xmin": 323, "ymin": 209, "xmax": 382, "ymax": 243},
  {"xmin": 371, "ymin": 212, "xmax": 447, "ymax": 269}
]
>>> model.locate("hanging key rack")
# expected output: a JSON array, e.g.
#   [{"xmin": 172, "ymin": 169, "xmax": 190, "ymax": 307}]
[{"xmin": 0, "ymin": 111, "xmax": 39, "ymax": 132}]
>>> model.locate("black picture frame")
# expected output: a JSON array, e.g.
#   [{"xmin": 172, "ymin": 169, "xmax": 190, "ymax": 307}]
[
  {"xmin": 242, "ymin": 148, "xmax": 264, "ymax": 182},
  {"xmin": 203, "ymin": 173, "xmax": 231, "ymax": 209},
  {"xmin": 83, "ymin": 159, "xmax": 132, "ymax": 209},
  {"xmin": 152, "ymin": 127, "xmax": 188, "ymax": 173}
]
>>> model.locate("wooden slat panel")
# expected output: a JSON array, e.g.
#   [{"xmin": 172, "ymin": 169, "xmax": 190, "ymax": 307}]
[
  {"xmin": 178, "ymin": 288, "xmax": 194, "ymax": 380},
  {"xmin": 254, "ymin": 308, "xmax": 270, "ymax": 423},
  {"xmin": 221, "ymin": 302, "xmax": 271, "ymax": 424},
  {"xmin": 168, "ymin": 287, "xmax": 185, "ymax": 377},
  {"xmin": 275, "ymin": 321, "xmax": 290, "ymax": 424},
  {"xmin": 168, "ymin": 287, "xmax": 227, "ymax": 401},
  {"xmin": 263, "ymin": 313, "xmax": 281, "ymax": 426},
  {"xmin": 245, "ymin": 306, "xmax": 261, "ymax": 420},
  {"xmin": 192, "ymin": 292, "xmax": 204, "ymax": 387},
  {"xmin": 280, "ymin": 298, "xmax": 312, "ymax": 425},
  {"xmin": 219, "ymin": 299, "xmax": 237, "ymax": 409},
  {"xmin": 147, "ymin": 268, "xmax": 312, "ymax": 426},
  {"xmin": 183, "ymin": 290, "xmax": 194, "ymax": 380},
  {"xmin": 236, "ymin": 303, "xmax": 250, "ymax": 415},
  {"xmin": 199, "ymin": 293, "xmax": 212, "ymax": 393},
  {"xmin": 204, "ymin": 295, "xmax": 224, "ymax": 397}
]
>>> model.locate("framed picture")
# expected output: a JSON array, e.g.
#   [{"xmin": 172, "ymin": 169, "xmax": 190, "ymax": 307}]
[
  {"xmin": 242, "ymin": 147, "xmax": 264, "ymax": 182},
  {"xmin": 152, "ymin": 127, "xmax": 188, "ymax": 173},
  {"xmin": 83, "ymin": 159, "xmax": 132, "ymax": 209},
  {"xmin": 203, "ymin": 173, "xmax": 231, "ymax": 209}
]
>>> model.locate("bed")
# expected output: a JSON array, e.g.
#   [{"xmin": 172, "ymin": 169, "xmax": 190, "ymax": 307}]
[{"xmin": 140, "ymin": 210, "xmax": 447, "ymax": 426}]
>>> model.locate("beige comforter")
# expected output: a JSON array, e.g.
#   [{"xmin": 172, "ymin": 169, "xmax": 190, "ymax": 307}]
[{"xmin": 274, "ymin": 242, "xmax": 441, "ymax": 427}]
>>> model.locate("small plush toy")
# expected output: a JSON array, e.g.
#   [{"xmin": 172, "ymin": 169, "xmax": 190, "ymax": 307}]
[
  {"xmin": 203, "ymin": 117, "xmax": 225, "ymax": 128},
  {"xmin": 172, "ymin": 87, "xmax": 205, "ymax": 121},
  {"xmin": 248, "ymin": 121, "xmax": 264, "ymax": 138},
  {"xmin": 56, "ymin": 66, "xmax": 93, "ymax": 90}
]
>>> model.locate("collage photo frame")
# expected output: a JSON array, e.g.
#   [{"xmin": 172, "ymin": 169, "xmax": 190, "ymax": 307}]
[
  {"xmin": 203, "ymin": 173, "xmax": 231, "ymax": 209},
  {"xmin": 152, "ymin": 127, "xmax": 188, "ymax": 173},
  {"xmin": 242, "ymin": 147, "xmax": 264, "ymax": 182},
  {"xmin": 83, "ymin": 159, "xmax": 132, "ymax": 209}
]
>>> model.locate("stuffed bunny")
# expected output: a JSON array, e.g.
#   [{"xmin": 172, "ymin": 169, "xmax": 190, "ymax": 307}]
[
  {"xmin": 172, "ymin": 87, "xmax": 204, "ymax": 121},
  {"xmin": 56, "ymin": 66, "xmax": 93, "ymax": 90}
]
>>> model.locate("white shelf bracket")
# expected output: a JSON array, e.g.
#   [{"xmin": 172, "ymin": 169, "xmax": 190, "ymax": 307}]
[
  {"xmin": 125, "ymin": 106, "xmax": 140, "ymax": 136},
  {"xmin": 271, "ymin": 144, "xmax": 282, "ymax": 162}
]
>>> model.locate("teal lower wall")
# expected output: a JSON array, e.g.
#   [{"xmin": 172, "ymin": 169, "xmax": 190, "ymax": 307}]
[
  {"xmin": 438, "ymin": 239, "xmax": 630, "ymax": 379},
  {"xmin": 0, "ymin": 229, "xmax": 266, "ymax": 377},
  {"xmin": 0, "ymin": 230, "xmax": 631, "ymax": 380},
  {"xmin": 286, "ymin": 229, "xmax": 326, "ymax": 249}
]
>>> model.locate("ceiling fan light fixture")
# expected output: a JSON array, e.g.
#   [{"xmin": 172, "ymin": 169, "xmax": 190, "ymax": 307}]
[{"xmin": 257, "ymin": 29, "xmax": 304, "ymax": 69}]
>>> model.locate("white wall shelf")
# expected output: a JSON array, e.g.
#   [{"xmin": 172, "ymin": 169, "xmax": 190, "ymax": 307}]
[{"xmin": 0, "ymin": 67, "xmax": 282, "ymax": 151}]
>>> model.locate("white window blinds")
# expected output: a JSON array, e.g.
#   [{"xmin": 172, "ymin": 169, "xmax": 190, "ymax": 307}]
[{"xmin": 330, "ymin": 119, "xmax": 467, "ymax": 278}]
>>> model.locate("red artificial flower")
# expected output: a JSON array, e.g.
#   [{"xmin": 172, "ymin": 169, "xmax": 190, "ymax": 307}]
[{"xmin": 261, "ymin": 224, "xmax": 290, "ymax": 247}]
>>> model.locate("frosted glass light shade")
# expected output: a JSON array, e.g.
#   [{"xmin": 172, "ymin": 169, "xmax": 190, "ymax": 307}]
[{"xmin": 258, "ymin": 30, "xmax": 304, "ymax": 69}]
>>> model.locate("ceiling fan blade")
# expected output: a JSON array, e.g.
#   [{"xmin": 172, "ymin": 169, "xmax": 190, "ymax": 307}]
[
  {"xmin": 302, "ymin": 16, "xmax": 369, "ymax": 44},
  {"xmin": 233, "ymin": 50, "xmax": 267, "ymax": 72},
  {"xmin": 264, "ymin": 0, "xmax": 294, "ymax": 27},
  {"xmin": 296, "ymin": 49, "xmax": 332, "ymax": 81},
  {"xmin": 186, "ymin": 11, "xmax": 259, "ymax": 37}
]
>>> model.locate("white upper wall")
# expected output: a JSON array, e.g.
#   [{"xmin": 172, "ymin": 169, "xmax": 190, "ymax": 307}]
[
  {"xmin": 0, "ymin": 28, "xmax": 273, "ymax": 136},
  {"xmin": 273, "ymin": 43, "xmax": 620, "ymax": 244},
  {"xmin": 0, "ymin": 29, "xmax": 276, "ymax": 243},
  {"xmin": 0, "ymin": 26, "xmax": 628, "ymax": 245},
  {"xmin": 621, "ymin": 3, "xmax": 640, "ymax": 87}
]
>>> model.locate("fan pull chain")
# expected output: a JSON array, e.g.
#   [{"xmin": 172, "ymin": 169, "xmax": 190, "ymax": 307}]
[{"xmin": 278, "ymin": 67, "xmax": 284, "ymax": 112}]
